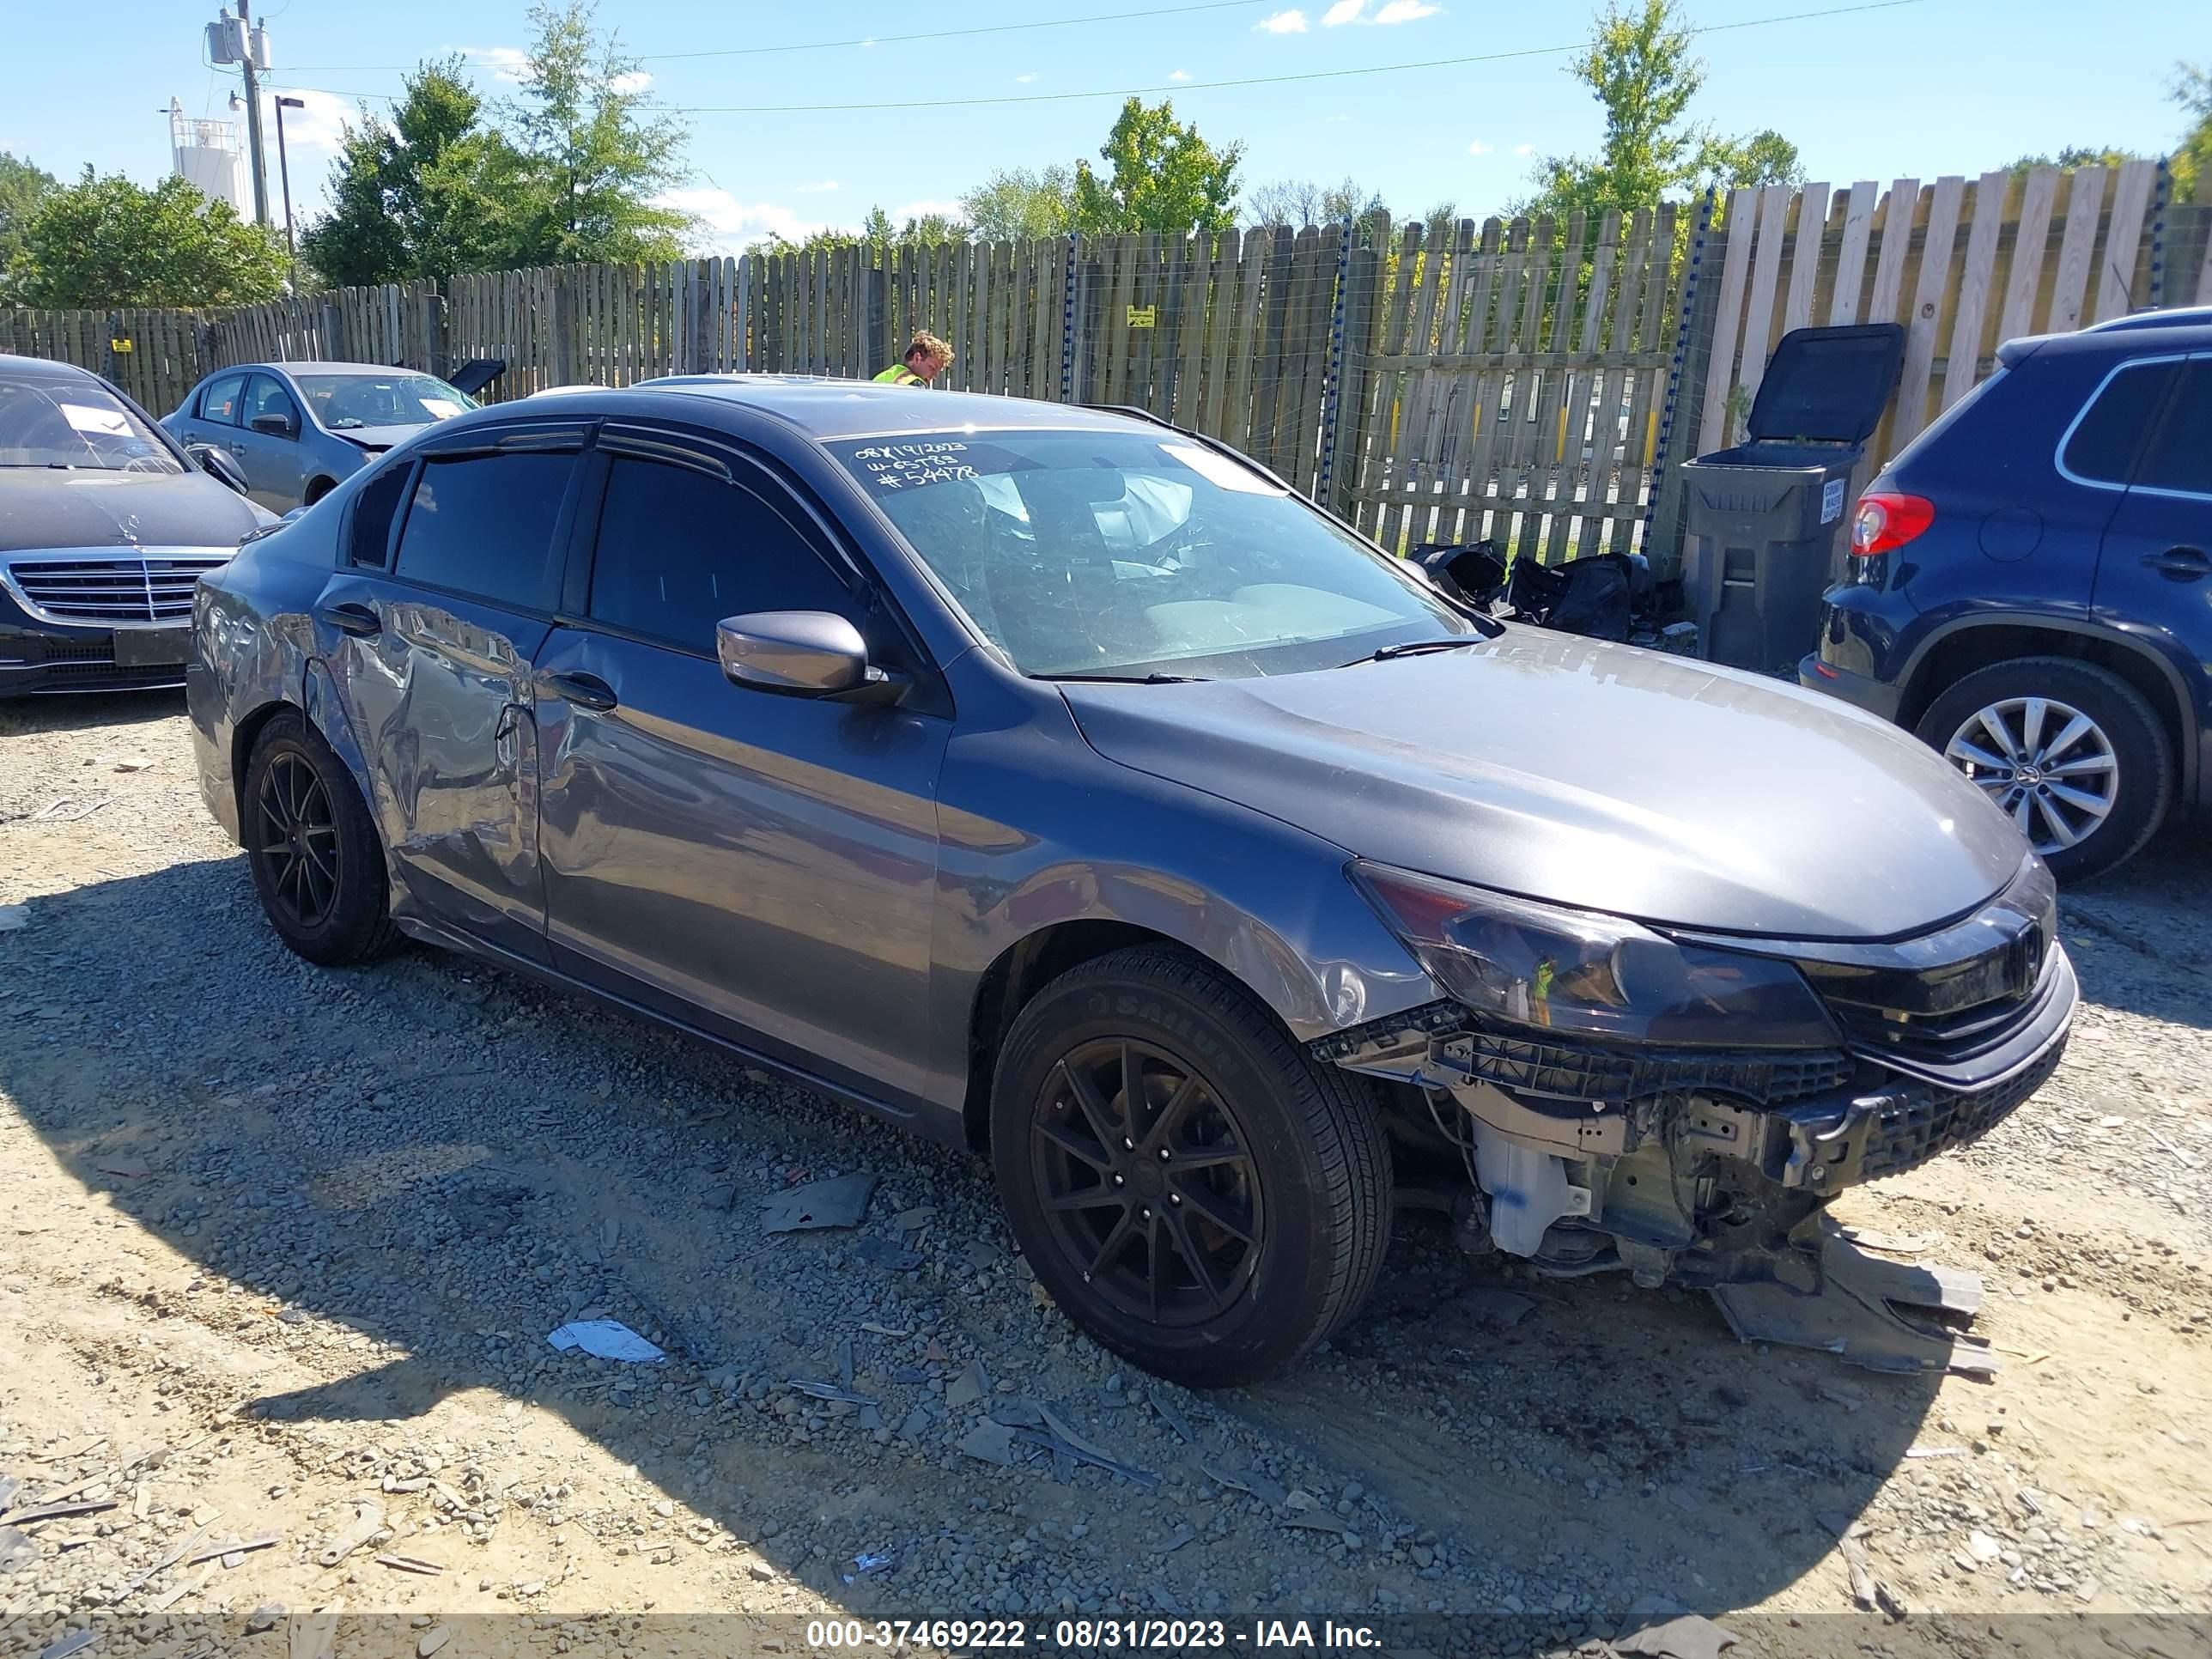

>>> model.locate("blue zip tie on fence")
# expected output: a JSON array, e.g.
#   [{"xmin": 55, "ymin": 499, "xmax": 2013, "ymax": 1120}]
[
  {"xmin": 1642, "ymin": 189, "xmax": 1715, "ymax": 547},
  {"xmin": 1059, "ymin": 233, "xmax": 1078, "ymax": 403}
]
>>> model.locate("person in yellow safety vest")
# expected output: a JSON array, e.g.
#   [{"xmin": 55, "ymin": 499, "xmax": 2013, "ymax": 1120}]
[{"xmin": 872, "ymin": 329, "xmax": 954, "ymax": 386}]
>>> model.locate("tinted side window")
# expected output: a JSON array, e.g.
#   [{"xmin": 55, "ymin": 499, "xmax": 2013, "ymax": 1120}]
[
  {"xmin": 200, "ymin": 374, "xmax": 247, "ymax": 426},
  {"xmin": 2062, "ymin": 359, "xmax": 2179, "ymax": 484},
  {"xmin": 242, "ymin": 374, "xmax": 298, "ymax": 432},
  {"xmin": 2134, "ymin": 359, "xmax": 2212, "ymax": 496},
  {"xmin": 348, "ymin": 462, "xmax": 413, "ymax": 568},
  {"xmin": 392, "ymin": 451, "xmax": 574, "ymax": 608},
  {"xmin": 587, "ymin": 456, "xmax": 856, "ymax": 648}
]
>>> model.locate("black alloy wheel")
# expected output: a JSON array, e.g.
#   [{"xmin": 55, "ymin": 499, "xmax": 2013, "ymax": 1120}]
[
  {"xmin": 1030, "ymin": 1036, "xmax": 1266, "ymax": 1328},
  {"xmin": 241, "ymin": 711, "xmax": 400, "ymax": 965},
  {"xmin": 992, "ymin": 946, "xmax": 1391, "ymax": 1387},
  {"xmin": 254, "ymin": 750, "xmax": 340, "ymax": 930}
]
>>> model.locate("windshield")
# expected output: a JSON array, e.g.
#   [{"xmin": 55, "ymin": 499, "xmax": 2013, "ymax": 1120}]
[
  {"xmin": 293, "ymin": 373, "xmax": 477, "ymax": 430},
  {"xmin": 0, "ymin": 376, "xmax": 183, "ymax": 473},
  {"xmin": 829, "ymin": 429, "xmax": 1473, "ymax": 678}
]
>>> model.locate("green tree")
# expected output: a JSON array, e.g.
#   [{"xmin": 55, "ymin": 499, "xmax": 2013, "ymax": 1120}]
[
  {"xmin": 8, "ymin": 169, "xmax": 285, "ymax": 307},
  {"xmin": 962, "ymin": 166, "xmax": 1077, "ymax": 240},
  {"xmin": 2172, "ymin": 64, "xmax": 2211, "ymax": 204},
  {"xmin": 0, "ymin": 151, "xmax": 58, "ymax": 302},
  {"xmin": 2006, "ymin": 144, "xmax": 2138, "ymax": 176},
  {"xmin": 1516, "ymin": 0, "xmax": 1802, "ymax": 219},
  {"xmin": 302, "ymin": 57, "xmax": 517, "ymax": 286},
  {"xmin": 502, "ymin": 0, "xmax": 692, "ymax": 265},
  {"xmin": 1073, "ymin": 98, "xmax": 1243, "ymax": 234}
]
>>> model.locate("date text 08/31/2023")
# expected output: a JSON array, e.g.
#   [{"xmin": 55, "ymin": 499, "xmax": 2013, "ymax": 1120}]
[{"xmin": 803, "ymin": 1618, "xmax": 1385, "ymax": 1650}]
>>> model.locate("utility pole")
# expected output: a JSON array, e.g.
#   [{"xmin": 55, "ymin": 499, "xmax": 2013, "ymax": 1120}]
[{"xmin": 236, "ymin": 1, "xmax": 270, "ymax": 228}]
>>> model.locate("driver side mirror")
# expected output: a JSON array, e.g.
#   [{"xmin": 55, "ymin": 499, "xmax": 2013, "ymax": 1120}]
[
  {"xmin": 249, "ymin": 412, "xmax": 298, "ymax": 438},
  {"xmin": 715, "ymin": 611, "xmax": 906, "ymax": 705},
  {"xmin": 185, "ymin": 442, "xmax": 251, "ymax": 496}
]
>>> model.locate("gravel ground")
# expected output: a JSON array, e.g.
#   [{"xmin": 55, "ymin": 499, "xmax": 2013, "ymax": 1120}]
[{"xmin": 1, "ymin": 694, "xmax": 2208, "ymax": 1658}]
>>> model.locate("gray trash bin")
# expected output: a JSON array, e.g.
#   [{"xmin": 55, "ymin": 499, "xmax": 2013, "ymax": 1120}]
[{"xmin": 1680, "ymin": 323, "xmax": 1905, "ymax": 672}]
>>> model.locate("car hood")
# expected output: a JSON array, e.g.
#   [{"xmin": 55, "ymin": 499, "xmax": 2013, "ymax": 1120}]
[
  {"xmin": 324, "ymin": 423, "xmax": 428, "ymax": 452},
  {"xmin": 1059, "ymin": 629, "xmax": 2027, "ymax": 941},
  {"xmin": 0, "ymin": 467, "xmax": 265, "ymax": 553}
]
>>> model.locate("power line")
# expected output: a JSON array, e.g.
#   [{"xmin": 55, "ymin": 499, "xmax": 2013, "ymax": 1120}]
[
  {"xmin": 274, "ymin": 0, "xmax": 1276, "ymax": 74},
  {"xmin": 272, "ymin": 0, "xmax": 1929, "ymax": 119},
  {"xmin": 647, "ymin": 0, "xmax": 1925, "ymax": 114}
]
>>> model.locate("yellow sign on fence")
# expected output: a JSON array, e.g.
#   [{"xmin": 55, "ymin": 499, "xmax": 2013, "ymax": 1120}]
[{"xmin": 1126, "ymin": 305, "xmax": 1156, "ymax": 330}]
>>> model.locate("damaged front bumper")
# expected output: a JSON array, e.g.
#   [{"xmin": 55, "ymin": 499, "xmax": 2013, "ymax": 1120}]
[{"xmin": 1315, "ymin": 940, "xmax": 2075, "ymax": 1305}]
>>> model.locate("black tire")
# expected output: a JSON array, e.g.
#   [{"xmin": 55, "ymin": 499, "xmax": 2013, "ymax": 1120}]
[
  {"xmin": 1915, "ymin": 656, "xmax": 2172, "ymax": 884},
  {"xmin": 303, "ymin": 477, "xmax": 337, "ymax": 506},
  {"xmin": 990, "ymin": 945, "xmax": 1390, "ymax": 1387},
  {"xmin": 242, "ymin": 711, "xmax": 400, "ymax": 964}
]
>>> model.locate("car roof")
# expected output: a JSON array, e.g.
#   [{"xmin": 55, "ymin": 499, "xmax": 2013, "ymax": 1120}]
[
  {"xmin": 2009, "ymin": 307, "xmax": 2212, "ymax": 361},
  {"xmin": 239, "ymin": 362, "xmax": 437, "ymax": 377},
  {"xmin": 0, "ymin": 353, "xmax": 103, "ymax": 384},
  {"xmin": 617, "ymin": 374, "xmax": 1149, "ymax": 441}
]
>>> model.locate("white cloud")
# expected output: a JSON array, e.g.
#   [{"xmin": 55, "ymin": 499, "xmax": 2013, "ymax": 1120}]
[
  {"xmin": 1014, "ymin": 71, "xmax": 1039, "ymax": 83},
  {"xmin": 610, "ymin": 70, "xmax": 652, "ymax": 94},
  {"xmin": 1467, "ymin": 140, "xmax": 1492, "ymax": 156},
  {"xmin": 271, "ymin": 88, "xmax": 354, "ymax": 158},
  {"xmin": 1169, "ymin": 69, "xmax": 1190, "ymax": 81},
  {"xmin": 795, "ymin": 179, "xmax": 840, "ymax": 193},
  {"xmin": 1323, "ymin": 0, "xmax": 1438, "ymax": 21},
  {"xmin": 455, "ymin": 44, "xmax": 531, "ymax": 82},
  {"xmin": 889, "ymin": 198, "xmax": 966, "ymax": 224},
  {"xmin": 657, "ymin": 188, "xmax": 830, "ymax": 250},
  {"xmin": 1254, "ymin": 9, "xmax": 1309, "ymax": 33},
  {"xmin": 1513, "ymin": 142, "xmax": 1536, "ymax": 156}
]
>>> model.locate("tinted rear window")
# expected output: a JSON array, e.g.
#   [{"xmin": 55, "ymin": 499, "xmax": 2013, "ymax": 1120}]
[
  {"xmin": 348, "ymin": 463, "xmax": 412, "ymax": 568},
  {"xmin": 392, "ymin": 451, "xmax": 574, "ymax": 607},
  {"xmin": 2062, "ymin": 359, "xmax": 2179, "ymax": 485},
  {"xmin": 2135, "ymin": 359, "xmax": 2212, "ymax": 496}
]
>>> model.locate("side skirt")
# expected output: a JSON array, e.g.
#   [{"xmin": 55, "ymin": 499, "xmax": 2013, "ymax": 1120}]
[{"xmin": 391, "ymin": 915, "xmax": 969, "ymax": 1149}]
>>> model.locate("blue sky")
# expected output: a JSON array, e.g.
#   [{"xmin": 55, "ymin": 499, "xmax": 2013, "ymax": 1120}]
[{"xmin": 4, "ymin": 0, "xmax": 2205, "ymax": 247}]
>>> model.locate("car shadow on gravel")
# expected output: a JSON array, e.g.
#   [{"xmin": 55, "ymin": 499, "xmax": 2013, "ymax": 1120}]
[
  {"xmin": 0, "ymin": 851, "xmax": 1960, "ymax": 1620},
  {"xmin": 2058, "ymin": 829, "xmax": 2212, "ymax": 1031}
]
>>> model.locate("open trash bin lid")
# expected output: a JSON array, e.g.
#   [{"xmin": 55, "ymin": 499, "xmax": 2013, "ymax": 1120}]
[{"xmin": 1746, "ymin": 323, "xmax": 1905, "ymax": 445}]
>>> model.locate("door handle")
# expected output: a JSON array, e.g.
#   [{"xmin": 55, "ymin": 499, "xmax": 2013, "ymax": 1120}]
[
  {"xmin": 314, "ymin": 599, "xmax": 381, "ymax": 637},
  {"xmin": 546, "ymin": 670, "xmax": 618, "ymax": 712},
  {"xmin": 2142, "ymin": 545, "xmax": 2211, "ymax": 580}
]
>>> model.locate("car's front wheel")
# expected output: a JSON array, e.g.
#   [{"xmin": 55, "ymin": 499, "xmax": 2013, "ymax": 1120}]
[
  {"xmin": 242, "ymin": 712, "xmax": 399, "ymax": 964},
  {"xmin": 990, "ymin": 946, "xmax": 1390, "ymax": 1387},
  {"xmin": 1916, "ymin": 657, "xmax": 2172, "ymax": 883}
]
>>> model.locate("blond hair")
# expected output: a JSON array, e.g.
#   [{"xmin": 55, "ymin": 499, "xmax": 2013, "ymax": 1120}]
[{"xmin": 906, "ymin": 329, "xmax": 954, "ymax": 366}]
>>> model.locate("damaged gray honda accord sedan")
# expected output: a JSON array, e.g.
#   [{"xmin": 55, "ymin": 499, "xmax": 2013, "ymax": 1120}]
[{"xmin": 186, "ymin": 380, "xmax": 2073, "ymax": 1385}]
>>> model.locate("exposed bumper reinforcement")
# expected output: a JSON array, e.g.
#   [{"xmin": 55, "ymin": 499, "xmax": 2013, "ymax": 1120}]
[{"xmin": 1711, "ymin": 1217, "xmax": 1996, "ymax": 1376}]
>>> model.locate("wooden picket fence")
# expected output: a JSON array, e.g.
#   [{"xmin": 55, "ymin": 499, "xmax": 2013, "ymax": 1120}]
[
  {"xmin": 1693, "ymin": 161, "xmax": 2185, "ymax": 517},
  {"xmin": 6, "ymin": 169, "xmax": 2208, "ymax": 571},
  {"xmin": 1344, "ymin": 204, "xmax": 1692, "ymax": 562}
]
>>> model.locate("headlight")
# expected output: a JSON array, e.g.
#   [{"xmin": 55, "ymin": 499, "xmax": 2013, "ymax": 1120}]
[{"xmin": 1349, "ymin": 861, "xmax": 1840, "ymax": 1049}]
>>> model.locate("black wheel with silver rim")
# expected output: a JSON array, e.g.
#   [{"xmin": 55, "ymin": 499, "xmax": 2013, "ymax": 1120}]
[
  {"xmin": 991, "ymin": 945, "xmax": 1391, "ymax": 1387},
  {"xmin": 1917, "ymin": 656, "xmax": 2172, "ymax": 884},
  {"xmin": 242, "ymin": 711, "xmax": 401, "ymax": 965}
]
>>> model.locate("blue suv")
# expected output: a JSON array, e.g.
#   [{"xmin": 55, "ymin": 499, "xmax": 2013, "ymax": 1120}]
[{"xmin": 1803, "ymin": 307, "xmax": 2212, "ymax": 881}]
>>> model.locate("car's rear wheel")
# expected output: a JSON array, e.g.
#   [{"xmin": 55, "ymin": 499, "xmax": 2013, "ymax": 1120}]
[
  {"xmin": 242, "ymin": 712, "xmax": 399, "ymax": 964},
  {"xmin": 1916, "ymin": 657, "xmax": 2172, "ymax": 883},
  {"xmin": 990, "ymin": 946, "xmax": 1390, "ymax": 1387}
]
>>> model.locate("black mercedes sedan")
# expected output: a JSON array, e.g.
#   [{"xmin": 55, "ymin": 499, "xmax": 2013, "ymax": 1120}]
[{"xmin": 2, "ymin": 354, "xmax": 271, "ymax": 696}]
